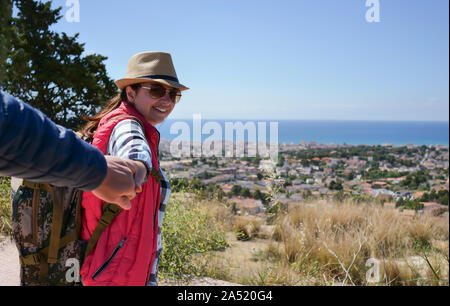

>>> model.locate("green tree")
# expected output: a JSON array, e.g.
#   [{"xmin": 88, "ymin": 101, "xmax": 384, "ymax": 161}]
[
  {"xmin": 345, "ymin": 172, "xmax": 354, "ymax": 181},
  {"xmin": 189, "ymin": 178, "xmax": 205, "ymax": 191},
  {"xmin": 301, "ymin": 159, "xmax": 310, "ymax": 167},
  {"xmin": 421, "ymin": 189, "xmax": 450, "ymax": 206},
  {"xmin": 420, "ymin": 192, "xmax": 431, "ymax": 202},
  {"xmin": 231, "ymin": 185, "xmax": 243, "ymax": 196},
  {"xmin": 402, "ymin": 170, "xmax": 429, "ymax": 190},
  {"xmin": 252, "ymin": 189, "xmax": 262, "ymax": 200},
  {"xmin": 438, "ymin": 192, "xmax": 449, "ymax": 206},
  {"xmin": 205, "ymin": 184, "xmax": 216, "ymax": 199},
  {"xmin": 303, "ymin": 189, "xmax": 312, "ymax": 199},
  {"xmin": 253, "ymin": 154, "xmax": 261, "ymax": 167},
  {"xmin": 283, "ymin": 177, "xmax": 292, "ymax": 187},
  {"xmin": 241, "ymin": 188, "xmax": 251, "ymax": 198},
  {"xmin": 169, "ymin": 178, "xmax": 190, "ymax": 193},
  {"xmin": 333, "ymin": 190, "xmax": 346, "ymax": 202},
  {"xmin": 396, "ymin": 198, "xmax": 405, "ymax": 208},
  {"xmin": 0, "ymin": 0, "xmax": 13, "ymax": 82},
  {"xmin": 396, "ymin": 198, "xmax": 424, "ymax": 211},
  {"xmin": 198, "ymin": 171, "xmax": 213, "ymax": 180},
  {"xmin": 1, "ymin": 0, "xmax": 116, "ymax": 129},
  {"xmin": 329, "ymin": 180, "xmax": 343, "ymax": 191},
  {"xmin": 277, "ymin": 155, "xmax": 284, "ymax": 167},
  {"xmin": 217, "ymin": 189, "xmax": 225, "ymax": 201},
  {"xmin": 252, "ymin": 189, "xmax": 269, "ymax": 205}
]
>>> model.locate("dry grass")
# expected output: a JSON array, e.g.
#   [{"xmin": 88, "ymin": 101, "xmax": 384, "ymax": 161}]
[
  {"xmin": 2, "ymin": 176, "xmax": 447, "ymax": 286},
  {"xmin": 194, "ymin": 193, "xmax": 449, "ymax": 286},
  {"xmin": 232, "ymin": 216, "xmax": 262, "ymax": 241},
  {"xmin": 267, "ymin": 199, "xmax": 449, "ymax": 285}
]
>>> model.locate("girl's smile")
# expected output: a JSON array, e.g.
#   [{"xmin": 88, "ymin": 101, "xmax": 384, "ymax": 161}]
[{"xmin": 127, "ymin": 82, "xmax": 176, "ymax": 126}]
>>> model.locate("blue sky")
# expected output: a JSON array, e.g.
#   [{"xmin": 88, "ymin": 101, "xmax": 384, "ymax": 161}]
[{"xmin": 49, "ymin": 0, "xmax": 449, "ymax": 121}]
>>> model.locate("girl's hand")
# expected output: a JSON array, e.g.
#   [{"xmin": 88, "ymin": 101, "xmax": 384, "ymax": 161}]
[
  {"xmin": 133, "ymin": 160, "xmax": 147, "ymax": 194},
  {"xmin": 92, "ymin": 156, "xmax": 146, "ymax": 210}
]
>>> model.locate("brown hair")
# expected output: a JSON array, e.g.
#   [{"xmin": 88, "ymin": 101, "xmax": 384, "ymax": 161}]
[{"xmin": 81, "ymin": 84, "xmax": 141, "ymax": 140}]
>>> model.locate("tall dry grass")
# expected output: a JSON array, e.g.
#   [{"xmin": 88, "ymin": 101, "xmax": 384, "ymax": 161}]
[
  {"xmin": 268, "ymin": 198, "xmax": 449, "ymax": 285},
  {"xmin": 165, "ymin": 187, "xmax": 448, "ymax": 286},
  {"xmin": 186, "ymin": 163, "xmax": 449, "ymax": 286},
  {"xmin": 233, "ymin": 216, "xmax": 262, "ymax": 241}
]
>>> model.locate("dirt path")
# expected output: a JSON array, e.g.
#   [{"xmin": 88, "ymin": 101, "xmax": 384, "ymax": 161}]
[{"xmin": 0, "ymin": 238, "xmax": 20, "ymax": 286}]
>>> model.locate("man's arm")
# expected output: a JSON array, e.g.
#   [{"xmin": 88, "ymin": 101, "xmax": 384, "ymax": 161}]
[
  {"xmin": 0, "ymin": 90, "xmax": 107, "ymax": 190},
  {"xmin": 93, "ymin": 156, "xmax": 146, "ymax": 210},
  {"xmin": 0, "ymin": 91, "xmax": 146, "ymax": 209}
]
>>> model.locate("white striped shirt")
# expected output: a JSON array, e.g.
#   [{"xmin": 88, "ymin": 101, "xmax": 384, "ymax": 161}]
[
  {"xmin": 107, "ymin": 119, "xmax": 152, "ymax": 177},
  {"xmin": 107, "ymin": 119, "xmax": 171, "ymax": 286}
]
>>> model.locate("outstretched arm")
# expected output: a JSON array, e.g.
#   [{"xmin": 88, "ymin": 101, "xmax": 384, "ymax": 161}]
[
  {"xmin": 0, "ymin": 91, "xmax": 145, "ymax": 209},
  {"xmin": 0, "ymin": 90, "xmax": 107, "ymax": 189}
]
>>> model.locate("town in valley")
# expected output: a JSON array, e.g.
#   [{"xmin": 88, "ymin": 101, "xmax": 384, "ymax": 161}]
[{"xmin": 159, "ymin": 140, "xmax": 449, "ymax": 220}]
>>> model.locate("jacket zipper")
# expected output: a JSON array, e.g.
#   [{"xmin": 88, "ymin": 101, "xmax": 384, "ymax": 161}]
[
  {"xmin": 92, "ymin": 237, "xmax": 127, "ymax": 280},
  {"xmin": 156, "ymin": 128, "xmax": 161, "ymax": 159},
  {"xmin": 153, "ymin": 130, "xmax": 161, "ymax": 232},
  {"xmin": 145, "ymin": 128, "xmax": 161, "ymax": 285}
]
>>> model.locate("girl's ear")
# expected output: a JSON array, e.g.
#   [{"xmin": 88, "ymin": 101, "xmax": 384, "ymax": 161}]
[{"xmin": 126, "ymin": 87, "xmax": 136, "ymax": 103}]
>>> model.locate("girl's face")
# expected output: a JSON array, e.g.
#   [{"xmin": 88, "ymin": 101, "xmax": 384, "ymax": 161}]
[{"xmin": 126, "ymin": 82, "xmax": 177, "ymax": 126}]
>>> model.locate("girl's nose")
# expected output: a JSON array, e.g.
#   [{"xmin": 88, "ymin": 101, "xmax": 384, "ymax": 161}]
[{"xmin": 160, "ymin": 93, "xmax": 173, "ymax": 104}]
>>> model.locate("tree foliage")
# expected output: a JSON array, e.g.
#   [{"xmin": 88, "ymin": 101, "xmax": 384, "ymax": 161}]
[
  {"xmin": 420, "ymin": 189, "xmax": 449, "ymax": 206},
  {"xmin": 328, "ymin": 180, "xmax": 343, "ymax": 191},
  {"xmin": 401, "ymin": 170, "xmax": 430, "ymax": 190},
  {"xmin": 396, "ymin": 198, "xmax": 424, "ymax": 211},
  {"xmin": 0, "ymin": 0, "xmax": 116, "ymax": 129},
  {"xmin": 0, "ymin": 0, "xmax": 13, "ymax": 82}
]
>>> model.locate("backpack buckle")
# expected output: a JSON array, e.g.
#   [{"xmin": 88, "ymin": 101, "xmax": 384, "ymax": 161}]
[{"xmin": 20, "ymin": 253, "xmax": 43, "ymax": 266}]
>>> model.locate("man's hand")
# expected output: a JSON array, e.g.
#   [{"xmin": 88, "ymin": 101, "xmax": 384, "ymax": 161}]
[{"xmin": 91, "ymin": 156, "xmax": 147, "ymax": 210}]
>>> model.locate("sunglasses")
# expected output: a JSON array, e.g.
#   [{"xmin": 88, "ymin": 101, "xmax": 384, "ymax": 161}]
[{"xmin": 140, "ymin": 84, "xmax": 182, "ymax": 104}]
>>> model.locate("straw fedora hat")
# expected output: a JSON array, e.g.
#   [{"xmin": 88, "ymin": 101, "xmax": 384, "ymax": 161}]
[{"xmin": 115, "ymin": 51, "xmax": 189, "ymax": 91}]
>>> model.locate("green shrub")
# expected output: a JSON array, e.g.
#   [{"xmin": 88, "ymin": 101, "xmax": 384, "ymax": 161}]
[
  {"xmin": 0, "ymin": 176, "xmax": 11, "ymax": 236},
  {"xmin": 159, "ymin": 196, "xmax": 229, "ymax": 279},
  {"xmin": 396, "ymin": 198, "xmax": 424, "ymax": 211}
]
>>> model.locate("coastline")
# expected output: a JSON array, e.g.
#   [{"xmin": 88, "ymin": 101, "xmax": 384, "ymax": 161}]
[{"xmin": 156, "ymin": 119, "xmax": 450, "ymax": 147}]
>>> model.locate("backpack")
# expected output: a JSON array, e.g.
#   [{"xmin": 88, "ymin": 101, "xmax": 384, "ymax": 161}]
[{"xmin": 10, "ymin": 115, "xmax": 163, "ymax": 286}]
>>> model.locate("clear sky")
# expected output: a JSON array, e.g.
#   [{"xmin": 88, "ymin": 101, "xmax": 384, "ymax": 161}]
[{"xmin": 49, "ymin": 0, "xmax": 449, "ymax": 121}]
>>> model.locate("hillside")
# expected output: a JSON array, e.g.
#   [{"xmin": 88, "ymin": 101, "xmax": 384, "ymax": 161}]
[
  {"xmin": 159, "ymin": 192, "xmax": 449, "ymax": 286},
  {"xmin": 1, "ymin": 181, "xmax": 448, "ymax": 286}
]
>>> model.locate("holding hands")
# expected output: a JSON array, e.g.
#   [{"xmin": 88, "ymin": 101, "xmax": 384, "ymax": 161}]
[{"xmin": 92, "ymin": 156, "xmax": 147, "ymax": 210}]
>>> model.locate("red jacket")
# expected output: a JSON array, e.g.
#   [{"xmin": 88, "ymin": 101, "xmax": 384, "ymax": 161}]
[{"xmin": 80, "ymin": 102, "xmax": 161, "ymax": 286}]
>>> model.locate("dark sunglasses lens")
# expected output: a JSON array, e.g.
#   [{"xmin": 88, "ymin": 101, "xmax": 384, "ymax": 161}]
[
  {"xmin": 169, "ymin": 90, "xmax": 182, "ymax": 103},
  {"xmin": 149, "ymin": 85, "xmax": 166, "ymax": 99}
]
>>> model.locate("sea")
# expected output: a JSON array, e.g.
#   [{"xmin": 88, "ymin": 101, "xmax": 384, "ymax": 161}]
[{"xmin": 156, "ymin": 119, "xmax": 449, "ymax": 146}]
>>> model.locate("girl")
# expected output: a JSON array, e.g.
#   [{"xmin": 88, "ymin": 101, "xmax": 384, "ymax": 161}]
[{"xmin": 79, "ymin": 51, "xmax": 189, "ymax": 286}]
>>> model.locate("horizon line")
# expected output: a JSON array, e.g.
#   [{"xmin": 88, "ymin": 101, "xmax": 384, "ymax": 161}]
[
  {"xmin": 158, "ymin": 138, "xmax": 450, "ymax": 146},
  {"xmin": 164, "ymin": 118, "xmax": 450, "ymax": 123}
]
